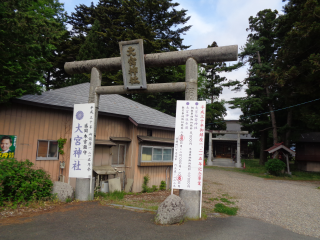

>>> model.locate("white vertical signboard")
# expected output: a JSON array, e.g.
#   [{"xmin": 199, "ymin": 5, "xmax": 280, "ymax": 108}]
[
  {"xmin": 69, "ymin": 103, "xmax": 95, "ymax": 178},
  {"xmin": 172, "ymin": 101, "xmax": 206, "ymax": 191}
]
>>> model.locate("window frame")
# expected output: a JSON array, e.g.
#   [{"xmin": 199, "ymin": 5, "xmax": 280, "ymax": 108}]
[
  {"xmin": 112, "ymin": 144, "xmax": 126, "ymax": 166},
  {"xmin": 140, "ymin": 146, "xmax": 174, "ymax": 162},
  {"xmin": 36, "ymin": 140, "xmax": 59, "ymax": 161}
]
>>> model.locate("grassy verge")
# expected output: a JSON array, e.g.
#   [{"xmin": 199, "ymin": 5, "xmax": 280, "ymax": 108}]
[
  {"xmin": 214, "ymin": 203, "xmax": 238, "ymax": 215},
  {"xmin": 95, "ymin": 190, "xmax": 162, "ymax": 211},
  {"xmin": 205, "ymin": 159, "xmax": 320, "ymax": 181}
]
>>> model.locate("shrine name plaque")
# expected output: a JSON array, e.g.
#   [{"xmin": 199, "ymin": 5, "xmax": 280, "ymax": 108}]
[{"xmin": 119, "ymin": 39, "xmax": 147, "ymax": 90}]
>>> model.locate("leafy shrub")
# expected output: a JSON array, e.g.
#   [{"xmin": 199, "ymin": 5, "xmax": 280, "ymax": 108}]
[
  {"xmin": 0, "ymin": 159, "xmax": 53, "ymax": 205},
  {"xmin": 142, "ymin": 175, "xmax": 150, "ymax": 193},
  {"xmin": 265, "ymin": 158, "xmax": 286, "ymax": 176},
  {"xmin": 159, "ymin": 180, "xmax": 166, "ymax": 190},
  {"xmin": 141, "ymin": 175, "xmax": 158, "ymax": 193}
]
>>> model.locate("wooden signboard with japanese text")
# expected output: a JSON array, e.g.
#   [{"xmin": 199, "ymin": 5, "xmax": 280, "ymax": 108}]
[{"xmin": 119, "ymin": 39, "xmax": 147, "ymax": 90}]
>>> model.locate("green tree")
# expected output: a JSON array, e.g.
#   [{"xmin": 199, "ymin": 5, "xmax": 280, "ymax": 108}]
[
  {"xmin": 198, "ymin": 41, "xmax": 227, "ymax": 130},
  {"xmin": 224, "ymin": 1, "xmax": 320, "ymax": 165},
  {"xmin": 0, "ymin": 0, "xmax": 67, "ymax": 102},
  {"xmin": 274, "ymin": 0, "xmax": 320, "ymax": 131},
  {"xmin": 227, "ymin": 9, "xmax": 280, "ymax": 164}
]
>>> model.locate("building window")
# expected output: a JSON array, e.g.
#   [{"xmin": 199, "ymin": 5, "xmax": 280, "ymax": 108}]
[
  {"xmin": 141, "ymin": 146, "xmax": 173, "ymax": 162},
  {"xmin": 112, "ymin": 144, "xmax": 126, "ymax": 165},
  {"xmin": 36, "ymin": 140, "xmax": 59, "ymax": 160},
  {"xmin": 147, "ymin": 129, "xmax": 152, "ymax": 136}
]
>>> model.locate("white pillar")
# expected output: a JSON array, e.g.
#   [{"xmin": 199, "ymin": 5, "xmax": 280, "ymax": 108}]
[
  {"xmin": 207, "ymin": 132, "xmax": 213, "ymax": 166},
  {"xmin": 235, "ymin": 133, "xmax": 242, "ymax": 168}
]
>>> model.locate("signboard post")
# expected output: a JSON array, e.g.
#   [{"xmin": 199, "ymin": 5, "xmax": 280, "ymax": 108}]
[
  {"xmin": 69, "ymin": 103, "xmax": 96, "ymax": 198},
  {"xmin": 172, "ymin": 100, "xmax": 206, "ymax": 218}
]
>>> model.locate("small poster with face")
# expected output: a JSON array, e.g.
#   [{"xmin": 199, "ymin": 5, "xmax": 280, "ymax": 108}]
[{"xmin": 0, "ymin": 135, "xmax": 17, "ymax": 159}]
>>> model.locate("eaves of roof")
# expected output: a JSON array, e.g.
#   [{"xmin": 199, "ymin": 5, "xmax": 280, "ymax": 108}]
[{"xmin": 13, "ymin": 83, "xmax": 176, "ymax": 130}]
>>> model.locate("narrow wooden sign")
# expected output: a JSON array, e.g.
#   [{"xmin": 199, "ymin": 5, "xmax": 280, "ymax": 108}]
[{"xmin": 119, "ymin": 39, "xmax": 147, "ymax": 90}]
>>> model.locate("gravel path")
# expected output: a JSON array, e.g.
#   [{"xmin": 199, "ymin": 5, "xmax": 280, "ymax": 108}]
[{"xmin": 202, "ymin": 167, "xmax": 320, "ymax": 238}]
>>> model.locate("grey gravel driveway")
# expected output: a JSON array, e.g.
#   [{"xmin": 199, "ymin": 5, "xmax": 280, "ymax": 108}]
[{"xmin": 203, "ymin": 167, "xmax": 320, "ymax": 238}]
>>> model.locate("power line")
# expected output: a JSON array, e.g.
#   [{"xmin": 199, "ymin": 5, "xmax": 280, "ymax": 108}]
[{"xmin": 206, "ymin": 97, "xmax": 320, "ymax": 125}]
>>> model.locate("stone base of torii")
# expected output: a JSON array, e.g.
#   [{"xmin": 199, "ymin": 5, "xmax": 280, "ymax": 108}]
[
  {"xmin": 206, "ymin": 130, "xmax": 249, "ymax": 168},
  {"xmin": 64, "ymin": 41, "xmax": 238, "ymax": 219}
]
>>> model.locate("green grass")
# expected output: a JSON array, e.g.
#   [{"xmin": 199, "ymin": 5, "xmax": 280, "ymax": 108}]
[
  {"xmin": 220, "ymin": 198, "xmax": 234, "ymax": 204},
  {"xmin": 214, "ymin": 203, "xmax": 238, "ymax": 215},
  {"xmin": 95, "ymin": 190, "xmax": 125, "ymax": 200},
  {"xmin": 209, "ymin": 197, "xmax": 219, "ymax": 201},
  {"xmin": 148, "ymin": 205, "xmax": 158, "ymax": 211},
  {"xmin": 205, "ymin": 159, "xmax": 320, "ymax": 181}
]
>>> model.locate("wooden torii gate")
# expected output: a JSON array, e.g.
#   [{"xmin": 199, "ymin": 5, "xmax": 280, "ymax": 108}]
[
  {"xmin": 64, "ymin": 41, "xmax": 237, "ymax": 218},
  {"xmin": 206, "ymin": 130, "xmax": 248, "ymax": 168}
]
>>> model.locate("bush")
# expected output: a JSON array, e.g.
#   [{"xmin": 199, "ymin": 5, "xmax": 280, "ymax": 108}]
[
  {"xmin": 0, "ymin": 158, "xmax": 53, "ymax": 205},
  {"xmin": 141, "ymin": 175, "xmax": 158, "ymax": 193},
  {"xmin": 159, "ymin": 180, "xmax": 166, "ymax": 190},
  {"xmin": 142, "ymin": 175, "xmax": 150, "ymax": 193},
  {"xmin": 265, "ymin": 158, "xmax": 286, "ymax": 176}
]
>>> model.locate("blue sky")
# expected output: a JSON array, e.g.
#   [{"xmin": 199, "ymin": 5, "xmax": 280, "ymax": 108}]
[{"xmin": 61, "ymin": 0, "xmax": 286, "ymax": 119}]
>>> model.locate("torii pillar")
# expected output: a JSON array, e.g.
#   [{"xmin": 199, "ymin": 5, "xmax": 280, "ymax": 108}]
[
  {"xmin": 65, "ymin": 42, "xmax": 238, "ymax": 218},
  {"xmin": 206, "ymin": 130, "xmax": 248, "ymax": 168}
]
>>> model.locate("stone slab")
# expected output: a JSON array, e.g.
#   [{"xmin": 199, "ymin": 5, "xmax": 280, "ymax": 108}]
[
  {"xmin": 124, "ymin": 178, "xmax": 134, "ymax": 192},
  {"xmin": 51, "ymin": 181, "xmax": 74, "ymax": 202},
  {"xmin": 108, "ymin": 177, "xmax": 121, "ymax": 192}
]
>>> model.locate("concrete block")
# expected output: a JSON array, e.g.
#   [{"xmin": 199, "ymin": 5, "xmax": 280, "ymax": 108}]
[
  {"xmin": 108, "ymin": 178, "xmax": 121, "ymax": 192},
  {"xmin": 179, "ymin": 190, "xmax": 201, "ymax": 219},
  {"xmin": 75, "ymin": 178, "xmax": 95, "ymax": 201},
  {"xmin": 51, "ymin": 181, "xmax": 74, "ymax": 202},
  {"xmin": 155, "ymin": 195, "xmax": 186, "ymax": 225},
  {"xmin": 124, "ymin": 178, "xmax": 134, "ymax": 192}
]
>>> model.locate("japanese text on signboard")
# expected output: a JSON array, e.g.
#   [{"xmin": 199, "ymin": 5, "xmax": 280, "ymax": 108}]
[
  {"xmin": 172, "ymin": 101, "xmax": 206, "ymax": 191},
  {"xmin": 69, "ymin": 103, "xmax": 95, "ymax": 178}
]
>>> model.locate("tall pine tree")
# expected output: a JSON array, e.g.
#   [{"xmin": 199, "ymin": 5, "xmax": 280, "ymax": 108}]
[{"xmin": 198, "ymin": 42, "xmax": 227, "ymax": 130}]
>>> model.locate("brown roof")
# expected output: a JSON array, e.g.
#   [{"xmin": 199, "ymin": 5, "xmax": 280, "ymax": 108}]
[
  {"xmin": 137, "ymin": 135, "xmax": 174, "ymax": 144},
  {"xmin": 95, "ymin": 140, "xmax": 117, "ymax": 146},
  {"xmin": 110, "ymin": 137, "xmax": 131, "ymax": 142},
  {"xmin": 265, "ymin": 142, "xmax": 295, "ymax": 156}
]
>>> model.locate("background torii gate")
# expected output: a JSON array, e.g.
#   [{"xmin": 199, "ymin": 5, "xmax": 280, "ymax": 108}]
[
  {"xmin": 65, "ymin": 43, "xmax": 237, "ymax": 218},
  {"xmin": 206, "ymin": 130, "xmax": 249, "ymax": 168}
]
